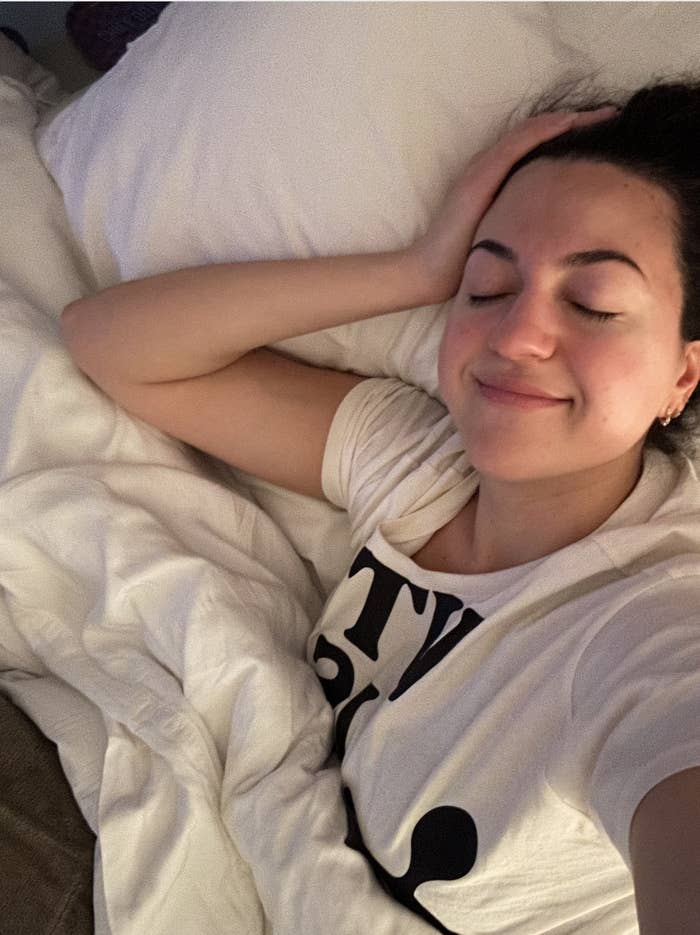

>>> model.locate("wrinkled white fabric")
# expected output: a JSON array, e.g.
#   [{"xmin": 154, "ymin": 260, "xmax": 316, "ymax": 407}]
[{"xmin": 0, "ymin": 63, "xmax": 434, "ymax": 935}]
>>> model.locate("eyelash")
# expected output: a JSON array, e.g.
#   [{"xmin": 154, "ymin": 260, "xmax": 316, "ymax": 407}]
[{"xmin": 467, "ymin": 294, "xmax": 617, "ymax": 323}]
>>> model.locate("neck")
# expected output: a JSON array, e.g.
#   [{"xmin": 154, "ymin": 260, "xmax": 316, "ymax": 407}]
[{"xmin": 464, "ymin": 446, "xmax": 645, "ymax": 574}]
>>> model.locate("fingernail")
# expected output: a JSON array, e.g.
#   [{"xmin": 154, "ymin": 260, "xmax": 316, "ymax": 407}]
[{"xmin": 576, "ymin": 106, "xmax": 619, "ymax": 121}]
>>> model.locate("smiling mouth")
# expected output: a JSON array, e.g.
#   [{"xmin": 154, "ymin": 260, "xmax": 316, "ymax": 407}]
[{"xmin": 475, "ymin": 379, "xmax": 569, "ymax": 410}]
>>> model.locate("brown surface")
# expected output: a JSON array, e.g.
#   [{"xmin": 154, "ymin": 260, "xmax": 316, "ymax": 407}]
[{"xmin": 0, "ymin": 692, "xmax": 95, "ymax": 935}]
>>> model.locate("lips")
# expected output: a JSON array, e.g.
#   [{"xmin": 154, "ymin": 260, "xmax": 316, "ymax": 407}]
[
  {"xmin": 474, "ymin": 377, "xmax": 568, "ymax": 410},
  {"xmin": 475, "ymin": 376, "xmax": 566, "ymax": 400}
]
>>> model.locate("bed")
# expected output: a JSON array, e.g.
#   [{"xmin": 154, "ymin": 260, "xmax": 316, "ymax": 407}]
[{"xmin": 1, "ymin": 4, "xmax": 699, "ymax": 933}]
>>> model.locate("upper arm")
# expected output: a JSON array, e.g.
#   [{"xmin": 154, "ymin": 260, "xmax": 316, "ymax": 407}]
[
  {"xmin": 63, "ymin": 340, "xmax": 366, "ymax": 501},
  {"xmin": 629, "ymin": 766, "xmax": 700, "ymax": 934}
]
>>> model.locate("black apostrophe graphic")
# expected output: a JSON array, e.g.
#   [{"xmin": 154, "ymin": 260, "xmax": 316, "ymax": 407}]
[{"xmin": 343, "ymin": 786, "xmax": 478, "ymax": 934}]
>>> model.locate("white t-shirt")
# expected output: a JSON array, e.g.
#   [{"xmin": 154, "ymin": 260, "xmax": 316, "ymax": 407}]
[{"xmin": 307, "ymin": 377, "xmax": 700, "ymax": 935}]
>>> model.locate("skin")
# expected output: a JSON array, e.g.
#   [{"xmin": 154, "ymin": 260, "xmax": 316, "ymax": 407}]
[{"xmin": 435, "ymin": 158, "xmax": 700, "ymax": 574}]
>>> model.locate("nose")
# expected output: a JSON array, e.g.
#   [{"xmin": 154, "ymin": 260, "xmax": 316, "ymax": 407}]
[{"xmin": 487, "ymin": 293, "xmax": 558, "ymax": 360}]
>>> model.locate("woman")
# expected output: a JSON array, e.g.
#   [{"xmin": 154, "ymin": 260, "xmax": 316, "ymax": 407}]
[{"xmin": 61, "ymin": 80, "xmax": 700, "ymax": 933}]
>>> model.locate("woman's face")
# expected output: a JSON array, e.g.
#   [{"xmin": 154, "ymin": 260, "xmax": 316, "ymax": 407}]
[{"xmin": 439, "ymin": 157, "xmax": 700, "ymax": 482}]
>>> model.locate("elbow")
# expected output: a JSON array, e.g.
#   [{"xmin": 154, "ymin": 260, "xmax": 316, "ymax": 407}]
[
  {"xmin": 59, "ymin": 298, "xmax": 136, "ymax": 390},
  {"xmin": 59, "ymin": 299, "xmax": 103, "ymax": 378},
  {"xmin": 60, "ymin": 299, "xmax": 86, "ymax": 343},
  {"xmin": 60, "ymin": 297, "xmax": 105, "ymax": 353},
  {"xmin": 61, "ymin": 299, "xmax": 81, "ymax": 320}
]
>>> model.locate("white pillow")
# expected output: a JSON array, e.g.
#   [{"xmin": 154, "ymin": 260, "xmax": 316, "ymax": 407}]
[
  {"xmin": 36, "ymin": 1, "xmax": 592, "ymax": 394},
  {"xmin": 552, "ymin": 2, "xmax": 700, "ymax": 90},
  {"xmin": 35, "ymin": 2, "xmax": 700, "ymax": 386}
]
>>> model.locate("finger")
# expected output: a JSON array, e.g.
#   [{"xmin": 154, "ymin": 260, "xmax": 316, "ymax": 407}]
[
  {"xmin": 493, "ymin": 112, "xmax": 583, "ymax": 162},
  {"xmin": 568, "ymin": 105, "xmax": 620, "ymax": 125},
  {"xmin": 498, "ymin": 106, "xmax": 617, "ymax": 163},
  {"xmin": 524, "ymin": 106, "xmax": 617, "ymax": 137}
]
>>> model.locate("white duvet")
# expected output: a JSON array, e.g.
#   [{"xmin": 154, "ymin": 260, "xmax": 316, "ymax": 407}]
[{"xmin": 0, "ymin": 47, "xmax": 438, "ymax": 935}]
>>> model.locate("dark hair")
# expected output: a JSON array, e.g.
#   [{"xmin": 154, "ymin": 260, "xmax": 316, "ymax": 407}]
[{"xmin": 492, "ymin": 74, "xmax": 700, "ymax": 460}]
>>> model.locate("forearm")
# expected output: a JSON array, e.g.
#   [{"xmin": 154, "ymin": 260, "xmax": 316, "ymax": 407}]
[{"xmin": 60, "ymin": 248, "xmax": 435, "ymax": 384}]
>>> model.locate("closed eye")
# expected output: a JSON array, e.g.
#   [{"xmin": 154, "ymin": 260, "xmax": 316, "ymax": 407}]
[
  {"xmin": 468, "ymin": 294, "xmax": 508, "ymax": 304},
  {"xmin": 467, "ymin": 294, "xmax": 617, "ymax": 323},
  {"xmin": 570, "ymin": 302, "xmax": 617, "ymax": 323}
]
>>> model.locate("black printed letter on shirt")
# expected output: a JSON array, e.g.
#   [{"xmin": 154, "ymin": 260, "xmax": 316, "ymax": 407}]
[
  {"xmin": 344, "ymin": 547, "xmax": 429, "ymax": 660},
  {"xmin": 334, "ymin": 682, "xmax": 381, "ymax": 760},
  {"xmin": 390, "ymin": 593, "xmax": 483, "ymax": 700},
  {"xmin": 313, "ymin": 634, "xmax": 355, "ymax": 708}
]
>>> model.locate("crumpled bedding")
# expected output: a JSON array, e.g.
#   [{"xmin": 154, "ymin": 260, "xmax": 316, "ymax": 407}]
[
  {"xmin": 6, "ymin": 3, "xmax": 700, "ymax": 929},
  {"xmin": 0, "ymin": 49, "xmax": 435, "ymax": 935}
]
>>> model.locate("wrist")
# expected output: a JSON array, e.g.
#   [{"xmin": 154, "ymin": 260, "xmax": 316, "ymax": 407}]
[
  {"xmin": 404, "ymin": 238, "xmax": 462, "ymax": 306},
  {"xmin": 391, "ymin": 245, "xmax": 435, "ymax": 308}
]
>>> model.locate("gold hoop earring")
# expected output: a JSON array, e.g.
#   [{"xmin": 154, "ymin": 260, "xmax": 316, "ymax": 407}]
[{"xmin": 659, "ymin": 405, "xmax": 685, "ymax": 427}]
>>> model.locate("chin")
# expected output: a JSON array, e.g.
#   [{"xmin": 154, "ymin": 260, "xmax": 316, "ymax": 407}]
[
  {"xmin": 464, "ymin": 429, "xmax": 643, "ymax": 485},
  {"xmin": 461, "ymin": 429, "xmax": 577, "ymax": 481},
  {"xmin": 464, "ymin": 438, "xmax": 541, "ymax": 479}
]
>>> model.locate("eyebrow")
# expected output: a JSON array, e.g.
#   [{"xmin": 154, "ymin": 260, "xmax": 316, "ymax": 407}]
[{"xmin": 466, "ymin": 238, "xmax": 647, "ymax": 281}]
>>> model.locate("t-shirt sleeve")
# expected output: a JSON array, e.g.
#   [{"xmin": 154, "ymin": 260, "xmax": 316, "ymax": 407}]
[
  {"xmin": 547, "ymin": 576, "xmax": 700, "ymax": 872},
  {"xmin": 322, "ymin": 377, "xmax": 452, "ymax": 550}
]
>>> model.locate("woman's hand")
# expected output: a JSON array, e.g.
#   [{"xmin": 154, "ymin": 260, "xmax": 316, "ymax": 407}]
[{"xmin": 411, "ymin": 106, "xmax": 619, "ymax": 303}]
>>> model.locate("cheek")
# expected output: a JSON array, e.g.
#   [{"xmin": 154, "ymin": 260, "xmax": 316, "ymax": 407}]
[
  {"xmin": 571, "ymin": 341, "xmax": 624, "ymax": 401},
  {"xmin": 572, "ymin": 337, "xmax": 663, "ymax": 429},
  {"xmin": 437, "ymin": 321, "xmax": 455, "ymax": 389},
  {"xmin": 438, "ymin": 312, "xmax": 481, "ymax": 394}
]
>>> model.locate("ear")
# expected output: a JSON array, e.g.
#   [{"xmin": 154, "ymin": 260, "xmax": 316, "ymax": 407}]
[{"xmin": 674, "ymin": 340, "xmax": 700, "ymax": 399}]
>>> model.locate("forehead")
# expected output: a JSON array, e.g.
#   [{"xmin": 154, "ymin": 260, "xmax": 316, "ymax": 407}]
[{"xmin": 474, "ymin": 158, "xmax": 680, "ymax": 290}]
